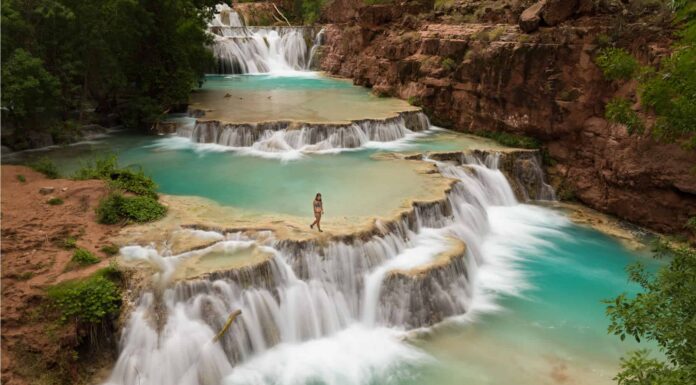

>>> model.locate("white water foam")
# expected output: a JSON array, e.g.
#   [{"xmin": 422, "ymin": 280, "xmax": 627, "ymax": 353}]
[{"xmin": 105, "ymin": 154, "xmax": 569, "ymax": 385}]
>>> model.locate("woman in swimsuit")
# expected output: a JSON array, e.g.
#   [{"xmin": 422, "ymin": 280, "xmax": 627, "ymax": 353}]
[{"xmin": 310, "ymin": 193, "xmax": 324, "ymax": 232}]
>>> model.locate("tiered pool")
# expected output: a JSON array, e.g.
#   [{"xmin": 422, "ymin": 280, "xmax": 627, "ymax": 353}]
[{"xmin": 2, "ymin": 73, "xmax": 660, "ymax": 385}]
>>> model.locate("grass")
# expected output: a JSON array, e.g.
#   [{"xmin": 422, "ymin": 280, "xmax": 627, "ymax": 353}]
[
  {"xmin": 63, "ymin": 237, "xmax": 78, "ymax": 249},
  {"xmin": 46, "ymin": 267, "xmax": 121, "ymax": 325},
  {"xmin": 96, "ymin": 192, "xmax": 167, "ymax": 224},
  {"xmin": 100, "ymin": 244, "xmax": 119, "ymax": 256},
  {"xmin": 442, "ymin": 57, "xmax": 457, "ymax": 72},
  {"xmin": 28, "ymin": 157, "xmax": 60, "ymax": 179},
  {"xmin": 70, "ymin": 248, "xmax": 100, "ymax": 266},
  {"xmin": 73, "ymin": 154, "xmax": 159, "ymax": 199},
  {"xmin": 407, "ymin": 96, "xmax": 422, "ymax": 106},
  {"xmin": 16, "ymin": 174, "xmax": 26, "ymax": 183},
  {"xmin": 47, "ymin": 197, "xmax": 64, "ymax": 205}
]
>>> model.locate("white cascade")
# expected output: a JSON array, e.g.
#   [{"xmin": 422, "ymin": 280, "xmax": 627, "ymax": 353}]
[{"xmin": 104, "ymin": 153, "xmax": 563, "ymax": 385}]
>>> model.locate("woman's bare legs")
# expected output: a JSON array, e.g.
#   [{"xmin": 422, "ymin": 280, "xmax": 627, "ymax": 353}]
[{"xmin": 310, "ymin": 214, "xmax": 322, "ymax": 232}]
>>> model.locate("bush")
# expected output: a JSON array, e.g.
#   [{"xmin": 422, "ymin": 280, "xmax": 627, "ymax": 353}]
[
  {"xmin": 46, "ymin": 272, "xmax": 120, "ymax": 325},
  {"xmin": 47, "ymin": 197, "xmax": 63, "ymax": 205},
  {"xmin": 100, "ymin": 244, "xmax": 119, "ymax": 256},
  {"xmin": 71, "ymin": 248, "xmax": 99, "ymax": 266},
  {"xmin": 595, "ymin": 48, "xmax": 640, "ymax": 80},
  {"xmin": 29, "ymin": 157, "xmax": 60, "ymax": 179},
  {"xmin": 442, "ymin": 57, "xmax": 457, "ymax": 72},
  {"xmin": 16, "ymin": 174, "xmax": 26, "ymax": 183},
  {"xmin": 96, "ymin": 193, "xmax": 167, "ymax": 224},
  {"xmin": 63, "ymin": 237, "xmax": 77, "ymax": 249},
  {"xmin": 407, "ymin": 96, "xmax": 422, "ymax": 106},
  {"xmin": 73, "ymin": 155, "xmax": 159, "ymax": 199},
  {"xmin": 605, "ymin": 97, "xmax": 644, "ymax": 134}
]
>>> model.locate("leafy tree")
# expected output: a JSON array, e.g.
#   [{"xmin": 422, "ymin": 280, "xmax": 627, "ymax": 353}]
[
  {"xmin": 1, "ymin": 0, "xmax": 218, "ymax": 147},
  {"xmin": 605, "ymin": 241, "xmax": 696, "ymax": 384},
  {"xmin": 1, "ymin": 49, "xmax": 60, "ymax": 129}
]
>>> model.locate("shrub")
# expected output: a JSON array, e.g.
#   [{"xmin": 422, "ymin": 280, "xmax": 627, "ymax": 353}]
[
  {"xmin": 96, "ymin": 193, "xmax": 167, "ymax": 224},
  {"xmin": 595, "ymin": 47, "xmax": 640, "ymax": 81},
  {"xmin": 100, "ymin": 244, "xmax": 119, "ymax": 256},
  {"xmin": 47, "ymin": 197, "xmax": 63, "ymax": 205},
  {"xmin": 73, "ymin": 155, "xmax": 158, "ymax": 199},
  {"xmin": 63, "ymin": 237, "xmax": 77, "ymax": 249},
  {"xmin": 29, "ymin": 157, "xmax": 60, "ymax": 179},
  {"xmin": 46, "ymin": 273, "xmax": 120, "ymax": 325},
  {"xmin": 407, "ymin": 96, "xmax": 422, "ymax": 106},
  {"xmin": 71, "ymin": 248, "xmax": 99, "ymax": 266},
  {"xmin": 605, "ymin": 97, "xmax": 644, "ymax": 134},
  {"xmin": 441, "ymin": 57, "xmax": 457, "ymax": 72},
  {"xmin": 16, "ymin": 174, "xmax": 26, "ymax": 183}
]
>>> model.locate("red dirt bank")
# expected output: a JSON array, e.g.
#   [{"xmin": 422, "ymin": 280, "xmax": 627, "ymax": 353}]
[{"xmin": 1, "ymin": 165, "xmax": 119, "ymax": 385}]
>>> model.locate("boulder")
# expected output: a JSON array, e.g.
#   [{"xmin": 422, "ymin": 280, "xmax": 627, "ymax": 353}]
[
  {"xmin": 541, "ymin": 0, "xmax": 578, "ymax": 26},
  {"xmin": 39, "ymin": 187, "xmax": 55, "ymax": 195},
  {"xmin": 520, "ymin": 0, "xmax": 579, "ymax": 32},
  {"xmin": 519, "ymin": 1, "xmax": 545, "ymax": 33}
]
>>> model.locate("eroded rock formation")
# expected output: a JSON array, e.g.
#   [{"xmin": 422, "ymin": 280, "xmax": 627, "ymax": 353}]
[{"xmin": 318, "ymin": 0, "xmax": 695, "ymax": 235}]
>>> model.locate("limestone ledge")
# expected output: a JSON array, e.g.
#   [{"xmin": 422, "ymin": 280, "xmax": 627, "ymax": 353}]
[{"xmin": 186, "ymin": 108, "xmax": 426, "ymax": 133}]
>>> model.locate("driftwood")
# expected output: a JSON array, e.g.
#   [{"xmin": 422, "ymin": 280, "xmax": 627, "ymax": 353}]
[
  {"xmin": 271, "ymin": 3, "xmax": 291, "ymax": 26},
  {"xmin": 212, "ymin": 309, "xmax": 242, "ymax": 342}
]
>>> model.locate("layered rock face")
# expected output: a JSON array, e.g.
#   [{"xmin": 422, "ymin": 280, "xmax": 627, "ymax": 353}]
[{"xmin": 318, "ymin": 0, "xmax": 695, "ymax": 235}]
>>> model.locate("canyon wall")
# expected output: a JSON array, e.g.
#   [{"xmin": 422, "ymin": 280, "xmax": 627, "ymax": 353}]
[{"xmin": 317, "ymin": 0, "xmax": 695, "ymax": 235}]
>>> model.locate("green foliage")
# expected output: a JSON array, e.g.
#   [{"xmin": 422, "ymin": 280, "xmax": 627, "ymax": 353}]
[
  {"xmin": 442, "ymin": 57, "xmax": 457, "ymax": 72},
  {"xmin": 16, "ymin": 174, "xmax": 26, "ymax": 183},
  {"xmin": 73, "ymin": 155, "xmax": 158, "ymax": 199},
  {"xmin": 686, "ymin": 217, "xmax": 696, "ymax": 232},
  {"xmin": 0, "ymin": 48, "xmax": 60, "ymax": 130},
  {"xmin": 63, "ymin": 237, "xmax": 77, "ymax": 249},
  {"xmin": 605, "ymin": 240, "xmax": 696, "ymax": 384},
  {"xmin": 100, "ymin": 244, "xmax": 119, "ymax": 256},
  {"xmin": 595, "ymin": 48, "xmax": 640, "ymax": 81},
  {"xmin": 47, "ymin": 197, "xmax": 64, "ymax": 205},
  {"xmin": 605, "ymin": 97, "xmax": 644, "ymax": 134},
  {"xmin": 28, "ymin": 157, "xmax": 60, "ymax": 179},
  {"xmin": 71, "ymin": 248, "xmax": 100, "ymax": 266},
  {"xmin": 475, "ymin": 130, "xmax": 541, "ymax": 149},
  {"xmin": 96, "ymin": 192, "xmax": 167, "ymax": 224},
  {"xmin": 1, "ymin": 0, "xmax": 217, "ymax": 142},
  {"xmin": 407, "ymin": 96, "xmax": 422, "ymax": 106},
  {"xmin": 301, "ymin": 0, "xmax": 326, "ymax": 24},
  {"xmin": 46, "ymin": 272, "xmax": 120, "ymax": 325},
  {"xmin": 639, "ymin": 3, "xmax": 696, "ymax": 148}
]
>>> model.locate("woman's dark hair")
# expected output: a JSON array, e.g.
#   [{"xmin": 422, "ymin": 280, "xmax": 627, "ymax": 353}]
[{"xmin": 315, "ymin": 193, "xmax": 321, "ymax": 200}]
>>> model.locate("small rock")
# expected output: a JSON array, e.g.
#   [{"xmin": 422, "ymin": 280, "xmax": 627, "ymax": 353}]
[
  {"xmin": 224, "ymin": 93, "xmax": 232, "ymax": 98},
  {"xmin": 61, "ymin": 187, "xmax": 68, "ymax": 192},
  {"xmin": 39, "ymin": 187, "xmax": 55, "ymax": 195}
]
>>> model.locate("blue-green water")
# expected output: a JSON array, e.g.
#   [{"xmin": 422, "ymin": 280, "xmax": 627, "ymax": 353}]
[
  {"xmin": 2, "ymin": 129, "xmax": 499, "ymax": 217},
  {"xmin": 201, "ymin": 74, "xmax": 354, "ymax": 90}
]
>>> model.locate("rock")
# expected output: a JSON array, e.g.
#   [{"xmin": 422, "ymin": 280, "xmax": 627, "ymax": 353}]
[
  {"xmin": 61, "ymin": 187, "xmax": 68, "ymax": 192},
  {"xmin": 519, "ymin": 1, "xmax": 545, "ymax": 33},
  {"xmin": 1, "ymin": 146, "xmax": 12, "ymax": 155},
  {"xmin": 224, "ymin": 93, "xmax": 232, "ymax": 98},
  {"xmin": 541, "ymin": 0, "xmax": 578, "ymax": 26},
  {"xmin": 39, "ymin": 187, "xmax": 55, "ymax": 195}
]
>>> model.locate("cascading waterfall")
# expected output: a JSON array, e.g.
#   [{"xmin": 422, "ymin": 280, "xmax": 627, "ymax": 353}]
[
  {"xmin": 207, "ymin": 5, "xmax": 318, "ymax": 74},
  {"xmin": 105, "ymin": 153, "xmax": 560, "ymax": 385},
  {"xmin": 176, "ymin": 111, "xmax": 431, "ymax": 157}
]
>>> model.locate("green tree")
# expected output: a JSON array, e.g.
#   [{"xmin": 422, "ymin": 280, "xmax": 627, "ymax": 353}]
[
  {"xmin": 1, "ymin": 49, "xmax": 60, "ymax": 129},
  {"xmin": 605, "ymin": 241, "xmax": 696, "ymax": 384}
]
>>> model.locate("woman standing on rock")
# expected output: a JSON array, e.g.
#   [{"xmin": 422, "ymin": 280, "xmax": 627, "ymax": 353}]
[{"xmin": 310, "ymin": 193, "xmax": 324, "ymax": 232}]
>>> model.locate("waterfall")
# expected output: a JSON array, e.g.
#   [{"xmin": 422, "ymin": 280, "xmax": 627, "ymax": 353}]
[
  {"xmin": 104, "ymin": 152, "xmax": 563, "ymax": 385},
  {"xmin": 307, "ymin": 27, "xmax": 325, "ymax": 70},
  {"xmin": 207, "ymin": 6, "xmax": 319, "ymax": 74},
  {"xmin": 175, "ymin": 111, "xmax": 431, "ymax": 158}
]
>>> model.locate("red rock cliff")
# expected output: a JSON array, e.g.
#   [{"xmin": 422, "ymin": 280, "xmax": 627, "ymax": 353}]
[{"xmin": 317, "ymin": 0, "xmax": 695, "ymax": 236}]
